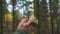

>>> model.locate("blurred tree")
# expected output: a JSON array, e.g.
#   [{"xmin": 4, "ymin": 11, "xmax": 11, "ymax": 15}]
[
  {"xmin": 11, "ymin": 0, "xmax": 17, "ymax": 31},
  {"xmin": 34, "ymin": 0, "xmax": 39, "ymax": 34},
  {"xmin": 0, "ymin": 1, "xmax": 1, "ymax": 34},
  {"xmin": 57, "ymin": 15, "xmax": 60, "ymax": 34},
  {"xmin": 34, "ymin": 0, "xmax": 48, "ymax": 34},
  {"xmin": 49, "ymin": 0, "xmax": 58, "ymax": 34},
  {"xmin": 17, "ymin": 0, "xmax": 32, "ymax": 17},
  {"xmin": 57, "ymin": 0, "xmax": 60, "ymax": 34},
  {"xmin": 0, "ymin": 0, "xmax": 8, "ymax": 34},
  {"xmin": 24, "ymin": 1, "xmax": 32, "ymax": 17}
]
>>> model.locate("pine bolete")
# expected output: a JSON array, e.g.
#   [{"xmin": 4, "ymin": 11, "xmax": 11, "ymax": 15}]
[{"xmin": 29, "ymin": 15, "xmax": 38, "ymax": 27}]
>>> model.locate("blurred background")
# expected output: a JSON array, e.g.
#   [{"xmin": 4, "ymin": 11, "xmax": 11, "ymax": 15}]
[{"xmin": 0, "ymin": 0, "xmax": 60, "ymax": 34}]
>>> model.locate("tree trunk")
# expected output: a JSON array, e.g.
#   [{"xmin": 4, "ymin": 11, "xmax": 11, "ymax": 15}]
[
  {"xmin": 34, "ymin": 0, "xmax": 48, "ymax": 34},
  {"xmin": 49, "ymin": 0, "xmax": 58, "ymax": 34}
]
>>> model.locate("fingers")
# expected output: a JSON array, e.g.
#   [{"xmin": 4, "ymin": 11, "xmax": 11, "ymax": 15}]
[
  {"xmin": 18, "ymin": 18, "xmax": 28, "ymax": 25},
  {"xmin": 18, "ymin": 18, "xmax": 31, "ymax": 27},
  {"xmin": 21, "ymin": 18, "xmax": 29, "ymax": 23},
  {"xmin": 17, "ymin": 18, "xmax": 32, "ymax": 33},
  {"xmin": 24, "ymin": 19, "xmax": 31, "ymax": 27}
]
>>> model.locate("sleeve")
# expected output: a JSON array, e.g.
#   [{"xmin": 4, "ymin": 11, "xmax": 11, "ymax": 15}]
[{"xmin": 13, "ymin": 29, "xmax": 28, "ymax": 34}]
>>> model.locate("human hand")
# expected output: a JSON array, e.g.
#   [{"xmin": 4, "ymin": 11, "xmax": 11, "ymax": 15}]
[{"xmin": 17, "ymin": 18, "xmax": 31, "ymax": 33}]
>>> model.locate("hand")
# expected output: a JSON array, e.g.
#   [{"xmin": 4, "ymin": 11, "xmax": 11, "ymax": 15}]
[{"xmin": 17, "ymin": 18, "xmax": 31, "ymax": 33}]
